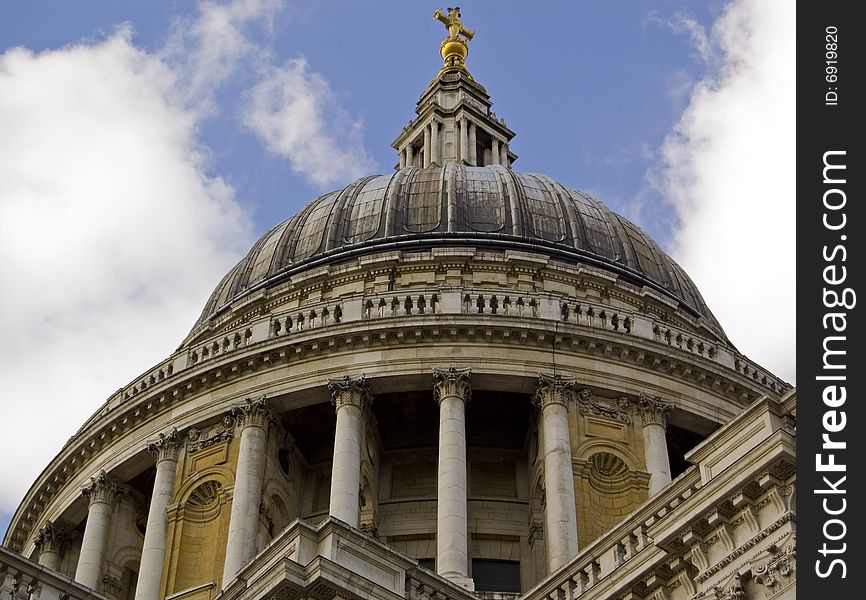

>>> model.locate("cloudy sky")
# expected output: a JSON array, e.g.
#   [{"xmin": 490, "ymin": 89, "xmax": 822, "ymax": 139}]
[{"xmin": 0, "ymin": 0, "xmax": 794, "ymax": 536}]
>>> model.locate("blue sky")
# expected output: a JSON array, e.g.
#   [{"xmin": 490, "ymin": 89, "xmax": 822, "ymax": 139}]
[{"xmin": 0, "ymin": 1, "xmax": 794, "ymax": 538}]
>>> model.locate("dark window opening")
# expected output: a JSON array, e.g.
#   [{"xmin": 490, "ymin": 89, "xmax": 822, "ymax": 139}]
[
  {"xmin": 472, "ymin": 559, "xmax": 521, "ymax": 593},
  {"xmin": 666, "ymin": 424, "xmax": 708, "ymax": 478},
  {"xmin": 418, "ymin": 558, "xmax": 435, "ymax": 572}
]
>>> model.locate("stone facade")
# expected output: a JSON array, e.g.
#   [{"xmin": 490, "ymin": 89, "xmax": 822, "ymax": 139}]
[{"xmin": 1, "ymin": 12, "xmax": 794, "ymax": 600}]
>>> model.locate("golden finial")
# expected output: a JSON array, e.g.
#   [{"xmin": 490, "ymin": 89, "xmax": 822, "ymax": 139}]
[{"xmin": 434, "ymin": 7, "xmax": 474, "ymax": 78}]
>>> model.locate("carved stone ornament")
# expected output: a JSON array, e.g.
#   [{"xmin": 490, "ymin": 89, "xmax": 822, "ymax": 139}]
[
  {"xmin": 533, "ymin": 373, "xmax": 577, "ymax": 409},
  {"xmin": 328, "ymin": 374, "xmax": 371, "ymax": 410},
  {"xmin": 187, "ymin": 414, "xmax": 234, "ymax": 453},
  {"xmin": 146, "ymin": 428, "xmax": 181, "ymax": 463},
  {"xmin": 752, "ymin": 534, "xmax": 796, "ymax": 596},
  {"xmin": 697, "ymin": 572, "xmax": 747, "ymax": 600},
  {"xmin": 187, "ymin": 480, "xmax": 222, "ymax": 506},
  {"xmin": 103, "ymin": 574, "xmax": 123, "ymax": 597},
  {"xmin": 307, "ymin": 582, "xmax": 338, "ymax": 600},
  {"xmin": 528, "ymin": 519, "xmax": 544, "ymax": 545},
  {"xmin": 231, "ymin": 396, "xmax": 273, "ymax": 430},
  {"xmin": 82, "ymin": 470, "xmax": 123, "ymax": 505},
  {"xmin": 432, "ymin": 367, "xmax": 472, "ymax": 404},
  {"xmin": 34, "ymin": 520, "xmax": 70, "ymax": 554},
  {"xmin": 588, "ymin": 451, "xmax": 629, "ymax": 477},
  {"xmin": 638, "ymin": 393, "xmax": 675, "ymax": 427},
  {"xmin": 575, "ymin": 388, "xmax": 633, "ymax": 423}
]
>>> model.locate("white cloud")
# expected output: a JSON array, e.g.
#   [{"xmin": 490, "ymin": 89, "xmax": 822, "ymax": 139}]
[
  {"xmin": 0, "ymin": 28, "xmax": 255, "ymax": 512},
  {"xmin": 162, "ymin": 0, "xmax": 283, "ymax": 110},
  {"xmin": 0, "ymin": 0, "xmax": 376, "ymax": 519},
  {"xmin": 659, "ymin": 0, "xmax": 795, "ymax": 383},
  {"xmin": 242, "ymin": 58, "xmax": 375, "ymax": 186}
]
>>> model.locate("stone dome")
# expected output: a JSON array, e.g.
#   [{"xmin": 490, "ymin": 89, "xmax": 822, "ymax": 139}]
[{"xmin": 197, "ymin": 164, "xmax": 726, "ymax": 339}]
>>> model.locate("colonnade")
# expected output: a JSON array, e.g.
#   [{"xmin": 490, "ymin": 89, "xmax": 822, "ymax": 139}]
[
  {"xmin": 398, "ymin": 119, "xmax": 510, "ymax": 168},
  {"xmin": 36, "ymin": 376, "xmax": 676, "ymax": 596}
]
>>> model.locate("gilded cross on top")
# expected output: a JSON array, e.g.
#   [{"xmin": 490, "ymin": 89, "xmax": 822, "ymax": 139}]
[{"xmin": 434, "ymin": 7, "xmax": 475, "ymax": 40}]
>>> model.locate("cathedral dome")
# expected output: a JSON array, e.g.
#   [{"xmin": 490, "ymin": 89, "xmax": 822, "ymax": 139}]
[
  {"xmin": 196, "ymin": 165, "xmax": 726, "ymax": 340},
  {"xmin": 4, "ymin": 12, "xmax": 793, "ymax": 600}
]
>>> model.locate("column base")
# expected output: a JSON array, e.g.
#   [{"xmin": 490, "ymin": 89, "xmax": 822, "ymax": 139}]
[{"xmin": 443, "ymin": 575, "xmax": 475, "ymax": 591}]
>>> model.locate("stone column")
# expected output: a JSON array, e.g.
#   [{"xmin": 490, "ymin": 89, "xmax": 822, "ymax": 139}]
[
  {"xmin": 432, "ymin": 367, "xmax": 473, "ymax": 590},
  {"xmin": 500, "ymin": 143, "xmax": 508, "ymax": 167},
  {"xmin": 328, "ymin": 375, "xmax": 371, "ymax": 526},
  {"xmin": 399, "ymin": 148, "xmax": 406, "ymax": 169},
  {"xmin": 135, "ymin": 429, "xmax": 181, "ymax": 600},
  {"xmin": 430, "ymin": 121, "xmax": 440, "ymax": 166},
  {"xmin": 406, "ymin": 143, "xmax": 415, "ymax": 167},
  {"xmin": 423, "ymin": 125, "xmax": 431, "ymax": 168},
  {"xmin": 467, "ymin": 123, "xmax": 477, "ymax": 166},
  {"xmin": 638, "ymin": 394, "xmax": 675, "ymax": 495},
  {"xmin": 222, "ymin": 397, "xmax": 272, "ymax": 586},
  {"xmin": 75, "ymin": 471, "xmax": 122, "ymax": 589},
  {"xmin": 34, "ymin": 521, "xmax": 70, "ymax": 572},
  {"xmin": 459, "ymin": 119, "xmax": 469, "ymax": 164},
  {"xmin": 491, "ymin": 138, "xmax": 501, "ymax": 165},
  {"xmin": 534, "ymin": 374, "xmax": 579, "ymax": 571}
]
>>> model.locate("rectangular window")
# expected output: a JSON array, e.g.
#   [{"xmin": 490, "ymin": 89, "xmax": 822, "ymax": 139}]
[
  {"xmin": 417, "ymin": 558, "xmax": 435, "ymax": 572},
  {"xmin": 472, "ymin": 559, "xmax": 521, "ymax": 593}
]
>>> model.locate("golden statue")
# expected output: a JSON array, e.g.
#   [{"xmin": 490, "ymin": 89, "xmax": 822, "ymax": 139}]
[
  {"xmin": 433, "ymin": 7, "xmax": 474, "ymax": 77},
  {"xmin": 434, "ymin": 7, "xmax": 475, "ymax": 41}
]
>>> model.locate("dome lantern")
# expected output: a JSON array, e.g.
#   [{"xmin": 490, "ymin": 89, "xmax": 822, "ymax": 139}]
[{"xmin": 392, "ymin": 8, "xmax": 516, "ymax": 169}]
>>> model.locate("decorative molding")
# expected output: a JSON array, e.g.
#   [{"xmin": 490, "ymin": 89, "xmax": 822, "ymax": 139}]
[
  {"xmin": 187, "ymin": 480, "xmax": 222, "ymax": 506},
  {"xmin": 528, "ymin": 519, "xmax": 544, "ymax": 546},
  {"xmin": 751, "ymin": 533, "xmax": 795, "ymax": 597},
  {"xmin": 533, "ymin": 373, "xmax": 577, "ymax": 409},
  {"xmin": 102, "ymin": 574, "xmax": 123, "ymax": 597},
  {"xmin": 577, "ymin": 388, "xmax": 632, "ymax": 423},
  {"xmin": 638, "ymin": 393, "xmax": 675, "ymax": 427},
  {"xmin": 588, "ymin": 452, "xmax": 629, "ymax": 478},
  {"xmin": 328, "ymin": 374, "xmax": 372, "ymax": 410},
  {"xmin": 82, "ymin": 471, "xmax": 123, "ymax": 506},
  {"xmin": 146, "ymin": 428, "xmax": 181, "ymax": 463},
  {"xmin": 34, "ymin": 520, "xmax": 70, "ymax": 555},
  {"xmin": 187, "ymin": 415, "xmax": 235, "ymax": 453},
  {"xmin": 695, "ymin": 513, "xmax": 795, "ymax": 583},
  {"xmin": 432, "ymin": 367, "xmax": 472, "ymax": 404},
  {"xmin": 231, "ymin": 396, "xmax": 273, "ymax": 430}
]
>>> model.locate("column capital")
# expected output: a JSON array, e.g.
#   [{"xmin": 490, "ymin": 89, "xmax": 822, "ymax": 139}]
[
  {"xmin": 146, "ymin": 428, "xmax": 182, "ymax": 463},
  {"xmin": 432, "ymin": 367, "xmax": 472, "ymax": 404},
  {"xmin": 34, "ymin": 520, "xmax": 70, "ymax": 554},
  {"xmin": 232, "ymin": 396, "xmax": 273, "ymax": 430},
  {"xmin": 638, "ymin": 393, "xmax": 675, "ymax": 427},
  {"xmin": 533, "ymin": 373, "xmax": 577, "ymax": 409},
  {"xmin": 82, "ymin": 470, "xmax": 123, "ymax": 506},
  {"xmin": 328, "ymin": 374, "xmax": 371, "ymax": 410}
]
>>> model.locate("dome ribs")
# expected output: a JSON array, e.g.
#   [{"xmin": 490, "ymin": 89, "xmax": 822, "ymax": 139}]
[
  {"xmin": 269, "ymin": 198, "xmax": 321, "ymax": 277},
  {"xmin": 190, "ymin": 167, "xmax": 726, "ymax": 338},
  {"xmin": 382, "ymin": 166, "xmax": 413, "ymax": 236},
  {"xmin": 327, "ymin": 175, "xmax": 379, "ymax": 249}
]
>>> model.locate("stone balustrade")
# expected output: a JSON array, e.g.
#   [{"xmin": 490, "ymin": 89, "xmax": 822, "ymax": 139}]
[
  {"xmin": 61, "ymin": 287, "xmax": 786, "ymax": 456},
  {"xmin": 0, "ymin": 544, "xmax": 106, "ymax": 600}
]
